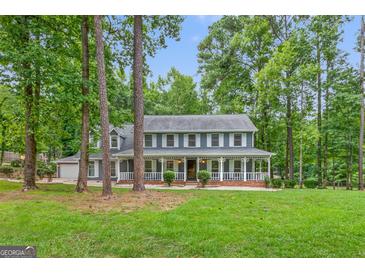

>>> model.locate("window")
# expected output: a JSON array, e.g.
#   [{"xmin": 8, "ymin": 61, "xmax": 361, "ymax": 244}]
[
  {"xmin": 234, "ymin": 160, "xmax": 241, "ymax": 172},
  {"xmin": 211, "ymin": 133, "xmax": 219, "ymax": 147},
  {"xmin": 188, "ymin": 134, "xmax": 196, "ymax": 147},
  {"xmin": 145, "ymin": 134, "xmax": 152, "ymax": 147},
  {"xmin": 234, "ymin": 133, "xmax": 242, "ymax": 146},
  {"xmin": 166, "ymin": 160, "xmax": 174, "ymax": 171},
  {"xmin": 145, "ymin": 160, "xmax": 152, "ymax": 172},
  {"xmin": 111, "ymin": 135, "xmax": 118, "ymax": 148},
  {"xmin": 212, "ymin": 160, "xmax": 219, "ymax": 172},
  {"xmin": 111, "ymin": 161, "xmax": 116, "ymax": 177},
  {"xmin": 88, "ymin": 161, "xmax": 95, "ymax": 177},
  {"xmin": 166, "ymin": 134, "xmax": 175, "ymax": 147}
]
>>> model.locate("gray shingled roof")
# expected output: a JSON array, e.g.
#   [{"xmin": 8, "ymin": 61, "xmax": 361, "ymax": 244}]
[
  {"xmin": 113, "ymin": 147, "xmax": 272, "ymax": 157},
  {"xmin": 144, "ymin": 114, "xmax": 257, "ymax": 133}
]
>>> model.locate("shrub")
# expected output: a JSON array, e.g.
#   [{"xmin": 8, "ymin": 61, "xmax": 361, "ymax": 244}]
[
  {"xmin": 163, "ymin": 170, "xmax": 175, "ymax": 186},
  {"xmin": 10, "ymin": 159, "xmax": 23, "ymax": 168},
  {"xmin": 264, "ymin": 176, "xmax": 271, "ymax": 188},
  {"xmin": 197, "ymin": 170, "xmax": 211, "ymax": 187},
  {"xmin": 270, "ymin": 179, "xmax": 283, "ymax": 188},
  {"xmin": 0, "ymin": 166, "xmax": 14, "ymax": 178},
  {"xmin": 37, "ymin": 162, "xmax": 56, "ymax": 181},
  {"xmin": 304, "ymin": 178, "xmax": 318, "ymax": 189},
  {"xmin": 284, "ymin": 179, "xmax": 297, "ymax": 189}
]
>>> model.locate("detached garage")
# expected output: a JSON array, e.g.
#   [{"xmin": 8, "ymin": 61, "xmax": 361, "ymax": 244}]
[{"xmin": 58, "ymin": 163, "xmax": 78, "ymax": 179}]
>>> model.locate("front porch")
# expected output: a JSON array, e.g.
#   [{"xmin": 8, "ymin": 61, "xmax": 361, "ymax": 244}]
[{"xmin": 117, "ymin": 156, "xmax": 270, "ymax": 185}]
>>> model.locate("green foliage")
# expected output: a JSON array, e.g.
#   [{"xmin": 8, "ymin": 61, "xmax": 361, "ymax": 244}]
[
  {"xmin": 270, "ymin": 179, "xmax": 283, "ymax": 188},
  {"xmin": 37, "ymin": 161, "xmax": 56, "ymax": 179},
  {"xmin": 0, "ymin": 166, "xmax": 14, "ymax": 177},
  {"xmin": 304, "ymin": 178, "xmax": 318, "ymax": 189},
  {"xmin": 163, "ymin": 170, "xmax": 175, "ymax": 186},
  {"xmin": 284, "ymin": 179, "xmax": 297, "ymax": 189},
  {"xmin": 197, "ymin": 170, "xmax": 211, "ymax": 187},
  {"xmin": 10, "ymin": 159, "xmax": 23, "ymax": 168}
]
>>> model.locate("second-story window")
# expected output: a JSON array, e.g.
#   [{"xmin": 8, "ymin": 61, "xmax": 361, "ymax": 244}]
[
  {"xmin": 145, "ymin": 134, "xmax": 152, "ymax": 147},
  {"xmin": 188, "ymin": 134, "xmax": 196, "ymax": 147},
  {"xmin": 111, "ymin": 135, "xmax": 118, "ymax": 148},
  {"xmin": 166, "ymin": 134, "xmax": 175, "ymax": 147},
  {"xmin": 211, "ymin": 133, "xmax": 219, "ymax": 147},
  {"xmin": 234, "ymin": 133, "xmax": 242, "ymax": 146}
]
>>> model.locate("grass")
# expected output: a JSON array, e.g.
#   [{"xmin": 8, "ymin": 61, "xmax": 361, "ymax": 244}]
[{"xmin": 0, "ymin": 180, "xmax": 365, "ymax": 258}]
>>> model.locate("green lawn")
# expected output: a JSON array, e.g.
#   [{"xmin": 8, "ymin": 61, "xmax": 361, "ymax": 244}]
[{"xmin": 0, "ymin": 180, "xmax": 365, "ymax": 258}]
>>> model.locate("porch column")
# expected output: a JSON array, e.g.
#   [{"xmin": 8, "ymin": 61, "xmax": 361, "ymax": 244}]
[
  {"xmin": 160, "ymin": 157, "xmax": 164, "ymax": 182},
  {"xmin": 268, "ymin": 156, "xmax": 271, "ymax": 178},
  {"xmin": 259, "ymin": 160, "xmax": 262, "ymax": 173},
  {"xmin": 243, "ymin": 157, "xmax": 247, "ymax": 181},
  {"xmin": 219, "ymin": 157, "xmax": 224, "ymax": 182},
  {"xmin": 117, "ymin": 159, "xmax": 120, "ymax": 182},
  {"xmin": 183, "ymin": 157, "xmax": 187, "ymax": 181}
]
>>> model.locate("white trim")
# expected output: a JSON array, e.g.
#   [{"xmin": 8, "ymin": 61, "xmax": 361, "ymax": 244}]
[
  {"xmin": 196, "ymin": 134, "xmax": 201, "ymax": 147},
  {"xmin": 162, "ymin": 134, "xmax": 167, "ymax": 147},
  {"xmin": 110, "ymin": 135, "xmax": 119, "ymax": 149},
  {"xmin": 88, "ymin": 160, "xmax": 98, "ymax": 178},
  {"xmin": 229, "ymin": 133, "xmax": 234, "ymax": 147},
  {"xmin": 242, "ymin": 133, "xmax": 247, "ymax": 147},
  {"xmin": 152, "ymin": 134, "xmax": 157, "ymax": 147},
  {"xmin": 207, "ymin": 159, "xmax": 212, "ymax": 171},
  {"xmin": 183, "ymin": 134, "xmax": 188, "ymax": 147},
  {"xmin": 229, "ymin": 159, "xmax": 233, "ymax": 172}
]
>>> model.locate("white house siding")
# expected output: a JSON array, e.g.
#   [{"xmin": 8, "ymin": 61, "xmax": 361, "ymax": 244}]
[{"xmin": 58, "ymin": 163, "xmax": 78, "ymax": 179}]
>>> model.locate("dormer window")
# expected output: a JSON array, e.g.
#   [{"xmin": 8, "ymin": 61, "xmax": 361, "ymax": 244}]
[
  {"xmin": 166, "ymin": 134, "xmax": 175, "ymax": 147},
  {"xmin": 110, "ymin": 135, "xmax": 118, "ymax": 148},
  {"xmin": 234, "ymin": 133, "xmax": 242, "ymax": 146},
  {"xmin": 188, "ymin": 134, "xmax": 196, "ymax": 147},
  {"xmin": 144, "ymin": 134, "xmax": 152, "ymax": 147},
  {"xmin": 211, "ymin": 133, "xmax": 219, "ymax": 147}
]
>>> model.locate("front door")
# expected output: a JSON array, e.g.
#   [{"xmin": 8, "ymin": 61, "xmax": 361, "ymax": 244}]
[{"xmin": 187, "ymin": 159, "xmax": 197, "ymax": 180}]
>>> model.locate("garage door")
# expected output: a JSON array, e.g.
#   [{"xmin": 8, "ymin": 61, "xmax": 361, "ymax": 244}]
[{"xmin": 59, "ymin": 163, "xmax": 78, "ymax": 179}]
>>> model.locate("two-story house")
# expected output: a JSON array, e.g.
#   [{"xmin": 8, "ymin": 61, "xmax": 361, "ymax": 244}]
[{"xmin": 56, "ymin": 114, "xmax": 273, "ymax": 187}]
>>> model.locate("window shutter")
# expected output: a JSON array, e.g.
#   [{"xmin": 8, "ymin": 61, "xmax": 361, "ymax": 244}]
[
  {"xmin": 184, "ymin": 134, "xmax": 188, "ymax": 147},
  {"xmin": 196, "ymin": 134, "xmax": 201, "ymax": 147},
  {"xmin": 152, "ymin": 134, "xmax": 157, "ymax": 147},
  {"xmin": 207, "ymin": 134, "xmax": 211, "ymax": 147},
  {"xmin": 242, "ymin": 133, "xmax": 247, "ymax": 147},
  {"xmin": 219, "ymin": 133, "xmax": 224, "ymax": 147},
  {"xmin": 229, "ymin": 133, "xmax": 233, "ymax": 147},
  {"xmin": 162, "ymin": 134, "xmax": 166, "ymax": 147},
  {"xmin": 95, "ymin": 161, "xmax": 99, "ymax": 177},
  {"xmin": 174, "ymin": 134, "xmax": 179, "ymax": 148}
]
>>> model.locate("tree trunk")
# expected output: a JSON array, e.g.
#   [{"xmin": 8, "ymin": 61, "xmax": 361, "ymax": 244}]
[
  {"xmin": 132, "ymin": 15, "xmax": 145, "ymax": 191},
  {"xmin": 359, "ymin": 16, "xmax": 365, "ymax": 191},
  {"xmin": 299, "ymin": 84, "xmax": 304, "ymax": 188},
  {"xmin": 316, "ymin": 38, "xmax": 323, "ymax": 187},
  {"xmin": 347, "ymin": 133, "xmax": 353, "ymax": 190},
  {"xmin": 22, "ymin": 16, "xmax": 37, "ymax": 191},
  {"xmin": 323, "ymin": 61, "xmax": 331, "ymax": 188},
  {"xmin": 76, "ymin": 16, "xmax": 90, "ymax": 193},
  {"xmin": 94, "ymin": 15, "xmax": 112, "ymax": 197},
  {"xmin": 0, "ymin": 125, "xmax": 6, "ymax": 165},
  {"xmin": 286, "ymin": 94, "xmax": 294, "ymax": 181}
]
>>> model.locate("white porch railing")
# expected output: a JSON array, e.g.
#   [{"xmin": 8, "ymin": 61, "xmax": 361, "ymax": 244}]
[
  {"xmin": 211, "ymin": 172, "xmax": 220, "ymax": 181},
  {"xmin": 175, "ymin": 172, "xmax": 184, "ymax": 181},
  {"xmin": 120, "ymin": 172, "xmax": 134, "ymax": 180},
  {"xmin": 119, "ymin": 171, "xmax": 268, "ymax": 182},
  {"xmin": 246, "ymin": 172, "xmax": 266, "ymax": 181},
  {"xmin": 144, "ymin": 172, "xmax": 162, "ymax": 181}
]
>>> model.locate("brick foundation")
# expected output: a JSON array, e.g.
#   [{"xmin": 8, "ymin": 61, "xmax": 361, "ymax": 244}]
[{"xmin": 117, "ymin": 180, "xmax": 266, "ymax": 188}]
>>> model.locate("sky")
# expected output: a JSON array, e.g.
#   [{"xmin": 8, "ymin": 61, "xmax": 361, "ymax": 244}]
[{"xmin": 146, "ymin": 15, "xmax": 362, "ymax": 84}]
